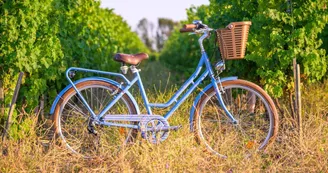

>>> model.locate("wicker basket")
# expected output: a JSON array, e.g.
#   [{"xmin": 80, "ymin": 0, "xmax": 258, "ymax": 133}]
[{"xmin": 216, "ymin": 21, "xmax": 252, "ymax": 60}]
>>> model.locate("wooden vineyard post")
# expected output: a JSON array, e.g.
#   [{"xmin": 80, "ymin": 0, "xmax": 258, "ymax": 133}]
[
  {"xmin": 40, "ymin": 94, "xmax": 45, "ymax": 120},
  {"xmin": 293, "ymin": 59, "xmax": 303, "ymax": 145},
  {"xmin": 296, "ymin": 64, "xmax": 302, "ymax": 145},
  {"xmin": 0, "ymin": 80, "xmax": 4, "ymax": 116},
  {"xmin": 292, "ymin": 59, "xmax": 297, "ymax": 120},
  {"xmin": 2, "ymin": 72, "xmax": 24, "ymax": 142}
]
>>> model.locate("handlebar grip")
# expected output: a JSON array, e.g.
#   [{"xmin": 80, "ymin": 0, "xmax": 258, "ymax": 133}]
[
  {"xmin": 179, "ymin": 28, "xmax": 194, "ymax": 33},
  {"xmin": 183, "ymin": 24, "xmax": 197, "ymax": 29}
]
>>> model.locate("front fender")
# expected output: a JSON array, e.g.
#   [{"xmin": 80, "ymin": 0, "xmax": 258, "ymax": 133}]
[
  {"xmin": 49, "ymin": 77, "xmax": 140, "ymax": 115},
  {"xmin": 189, "ymin": 76, "xmax": 238, "ymax": 131}
]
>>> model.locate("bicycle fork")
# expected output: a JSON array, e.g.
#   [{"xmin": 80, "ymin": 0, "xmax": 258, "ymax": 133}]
[
  {"xmin": 212, "ymin": 78, "xmax": 238, "ymax": 124},
  {"xmin": 204, "ymin": 57, "xmax": 238, "ymax": 124}
]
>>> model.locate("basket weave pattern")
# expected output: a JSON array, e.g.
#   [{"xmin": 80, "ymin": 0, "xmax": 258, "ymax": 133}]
[{"xmin": 216, "ymin": 21, "xmax": 252, "ymax": 60}]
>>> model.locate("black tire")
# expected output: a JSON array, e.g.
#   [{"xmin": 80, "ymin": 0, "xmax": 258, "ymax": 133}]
[
  {"xmin": 193, "ymin": 79, "xmax": 279, "ymax": 158},
  {"xmin": 53, "ymin": 80, "xmax": 138, "ymax": 158}
]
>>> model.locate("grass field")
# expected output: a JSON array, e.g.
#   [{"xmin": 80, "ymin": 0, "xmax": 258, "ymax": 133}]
[{"xmin": 0, "ymin": 61, "xmax": 327, "ymax": 172}]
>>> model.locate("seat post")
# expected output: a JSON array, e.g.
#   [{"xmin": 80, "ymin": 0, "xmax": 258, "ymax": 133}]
[
  {"xmin": 131, "ymin": 65, "xmax": 153, "ymax": 115},
  {"xmin": 120, "ymin": 63, "xmax": 128, "ymax": 74}
]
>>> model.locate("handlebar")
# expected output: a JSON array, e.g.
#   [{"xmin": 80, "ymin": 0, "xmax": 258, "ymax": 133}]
[
  {"xmin": 179, "ymin": 28, "xmax": 194, "ymax": 33},
  {"xmin": 179, "ymin": 21, "xmax": 213, "ymax": 52},
  {"xmin": 179, "ymin": 22, "xmax": 212, "ymax": 33},
  {"xmin": 183, "ymin": 24, "xmax": 197, "ymax": 29},
  {"xmin": 179, "ymin": 24, "xmax": 197, "ymax": 33}
]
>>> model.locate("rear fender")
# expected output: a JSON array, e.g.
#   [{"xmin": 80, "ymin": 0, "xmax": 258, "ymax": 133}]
[{"xmin": 49, "ymin": 77, "xmax": 140, "ymax": 115}]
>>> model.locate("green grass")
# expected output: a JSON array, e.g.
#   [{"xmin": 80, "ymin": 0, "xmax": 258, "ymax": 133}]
[{"xmin": 0, "ymin": 61, "xmax": 327, "ymax": 172}]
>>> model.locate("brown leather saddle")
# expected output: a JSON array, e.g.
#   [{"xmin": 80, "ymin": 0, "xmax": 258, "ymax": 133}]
[{"xmin": 114, "ymin": 53, "xmax": 149, "ymax": 65}]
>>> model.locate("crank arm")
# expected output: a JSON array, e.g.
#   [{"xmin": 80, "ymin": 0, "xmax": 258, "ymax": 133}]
[{"xmin": 146, "ymin": 125, "xmax": 182, "ymax": 132}]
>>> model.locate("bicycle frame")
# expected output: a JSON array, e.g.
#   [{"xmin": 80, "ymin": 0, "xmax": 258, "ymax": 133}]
[{"xmin": 63, "ymin": 51, "xmax": 238, "ymax": 127}]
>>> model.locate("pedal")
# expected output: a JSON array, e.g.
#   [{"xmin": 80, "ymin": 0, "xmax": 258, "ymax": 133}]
[{"xmin": 168, "ymin": 125, "xmax": 182, "ymax": 131}]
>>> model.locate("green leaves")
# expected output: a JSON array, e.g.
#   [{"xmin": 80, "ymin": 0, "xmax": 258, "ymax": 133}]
[
  {"xmin": 0, "ymin": 0, "xmax": 147, "ymax": 112},
  {"xmin": 160, "ymin": 0, "xmax": 328, "ymax": 98}
]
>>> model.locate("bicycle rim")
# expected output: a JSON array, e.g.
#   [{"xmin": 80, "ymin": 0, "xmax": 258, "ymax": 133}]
[
  {"xmin": 195, "ymin": 80, "xmax": 276, "ymax": 158},
  {"xmin": 54, "ymin": 81, "xmax": 137, "ymax": 158}
]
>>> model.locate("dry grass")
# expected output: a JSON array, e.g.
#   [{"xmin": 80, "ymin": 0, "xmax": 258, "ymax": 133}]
[{"xmin": 1, "ymin": 62, "xmax": 327, "ymax": 172}]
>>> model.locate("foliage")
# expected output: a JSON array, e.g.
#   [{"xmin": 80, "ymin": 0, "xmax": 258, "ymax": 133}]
[
  {"xmin": 156, "ymin": 18, "xmax": 179, "ymax": 51},
  {"xmin": 0, "ymin": 0, "xmax": 147, "ymax": 111},
  {"xmin": 137, "ymin": 18, "xmax": 155, "ymax": 51},
  {"xmin": 160, "ymin": 1, "xmax": 328, "ymax": 97},
  {"xmin": 0, "ymin": 0, "xmax": 64, "ymax": 106},
  {"xmin": 320, "ymin": 24, "xmax": 328, "ymax": 66}
]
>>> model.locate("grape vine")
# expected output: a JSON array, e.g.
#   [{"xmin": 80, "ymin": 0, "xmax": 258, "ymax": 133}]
[
  {"xmin": 160, "ymin": 0, "xmax": 328, "ymax": 97},
  {"xmin": 0, "ymin": 0, "xmax": 147, "ymax": 110}
]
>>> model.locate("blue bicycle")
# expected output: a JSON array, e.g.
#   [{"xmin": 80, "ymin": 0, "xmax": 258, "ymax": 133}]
[{"xmin": 50, "ymin": 20, "xmax": 278, "ymax": 158}]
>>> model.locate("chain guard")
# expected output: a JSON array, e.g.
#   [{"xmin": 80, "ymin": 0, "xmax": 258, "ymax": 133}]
[{"xmin": 102, "ymin": 114, "xmax": 172, "ymax": 143}]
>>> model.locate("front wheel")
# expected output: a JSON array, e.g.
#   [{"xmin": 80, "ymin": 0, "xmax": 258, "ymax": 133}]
[{"xmin": 193, "ymin": 79, "xmax": 278, "ymax": 158}]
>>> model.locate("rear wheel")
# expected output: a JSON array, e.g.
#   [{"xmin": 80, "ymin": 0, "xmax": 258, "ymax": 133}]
[
  {"xmin": 53, "ymin": 80, "xmax": 138, "ymax": 158},
  {"xmin": 193, "ymin": 80, "xmax": 278, "ymax": 158}
]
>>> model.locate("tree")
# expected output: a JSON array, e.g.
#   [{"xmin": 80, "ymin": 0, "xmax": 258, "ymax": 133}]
[
  {"xmin": 156, "ymin": 18, "xmax": 179, "ymax": 51},
  {"xmin": 160, "ymin": 0, "xmax": 328, "ymax": 98},
  {"xmin": 136, "ymin": 18, "xmax": 155, "ymax": 51},
  {"xmin": 136, "ymin": 18, "xmax": 178, "ymax": 52},
  {"xmin": 0, "ymin": 0, "xmax": 148, "ymax": 110}
]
